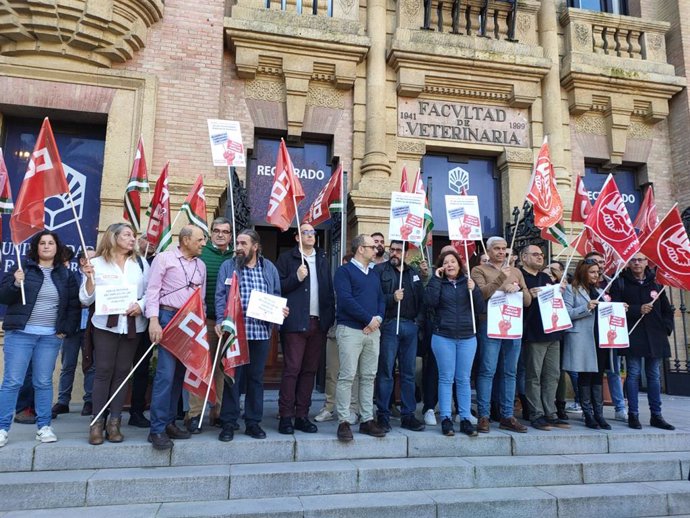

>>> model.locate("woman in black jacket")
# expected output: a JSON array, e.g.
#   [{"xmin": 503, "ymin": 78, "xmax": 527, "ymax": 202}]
[
  {"xmin": 424, "ymin": 249, "xmax": 484, "ymax": 437},
  {"xmin": 0, "ymin": 231, "xmax": 80, "ymax": 448}
]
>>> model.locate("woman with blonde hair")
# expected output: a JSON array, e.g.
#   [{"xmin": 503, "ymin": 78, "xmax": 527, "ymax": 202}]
[{"xmin": 81, "ymin": 223, "xmax": 149, "ymax": 444}]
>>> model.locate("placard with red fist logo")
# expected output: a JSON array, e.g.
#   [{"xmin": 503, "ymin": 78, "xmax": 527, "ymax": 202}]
[
  {"xmin": 487, "ymin": 291, "xmax": 523, "ymax": 339},
  {"xmin": 445, "ymin": 194, "xmax": 482, "ymax": 241},
  {"xmin": 597, "ymin": 302, "xmax": 629, "ymax": 348}
]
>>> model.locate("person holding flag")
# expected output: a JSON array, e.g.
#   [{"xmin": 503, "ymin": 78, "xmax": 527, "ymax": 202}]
[
  {"xmin": 145, "ymin": 225, "xmax": 207, "ymax": 450},
  {"xmin": 80, "ymin": 223, "xmax": 149, "ymax": 445},
  {"xmin": 275, "ymin": 223, "xmax": 335, "ymax": 435},
  {"xmin": 215, "ymin": 229, "xmax": 287, "ymax": 441},
  {"xmin": 0, "ymin": 231, "xmax": 81, "ymax": 448}
]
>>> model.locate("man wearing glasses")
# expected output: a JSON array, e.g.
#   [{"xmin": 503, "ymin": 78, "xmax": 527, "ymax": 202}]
[
  {"xmin": 520, "ymin": 245, "xmax": 569, "ymax": 430},
  {"xmin": 275, "ymin": 224, "xmax": 335, "ymax": 435},
  {"xmin": 374, "ymin": 240, "xmax": 425, "ymax": 432},
  {"xmin": 333, "ymin": 234, "xmax": 386, "ymax": 441},
  {"xmin": 185, "ymin": 217, "xmax": 234, "ymax": 433}
]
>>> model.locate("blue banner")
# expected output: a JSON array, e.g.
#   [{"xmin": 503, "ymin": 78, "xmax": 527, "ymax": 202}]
[{"xmin": 583, "ymin": 167, "xmax": 641, "ymax": 222}]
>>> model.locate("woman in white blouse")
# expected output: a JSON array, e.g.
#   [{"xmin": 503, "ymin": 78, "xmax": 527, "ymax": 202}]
[{"xmin": 81, "ymin": 223, "xmax": 148, "ymax": 445}]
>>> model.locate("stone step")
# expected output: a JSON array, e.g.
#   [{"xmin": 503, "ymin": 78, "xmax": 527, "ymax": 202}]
[
  {"xmin": 1, "ymin": 453, "xmax": 689, "ymax": 512},
  {"xmin": 2, "ymin": 482, "xmax": 690, "ymax": 517},
  {"xmin": 4, "ymin": 425, "xmax": 690, "ymax": 472}
]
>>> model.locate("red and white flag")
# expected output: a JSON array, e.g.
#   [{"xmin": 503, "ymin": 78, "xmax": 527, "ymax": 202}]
[
  {"xmin": 180, "ymin": 174, "xmax": 208, "ymax": 234},
  {"xmin": 266, "ymin": 139, "xmax": 305, "ymax": 231},
  {"xmin": 400, "ymin": 165, "xmax": 409, "ymax": 193},
  {"xmin": 145, "ymin": 163, "xmax": 172, "ymax": 253},
  {"xmin": 575, "ymin": 227, "xmax": 620, "ymax": 275},
  {"xmin": 639, "ymin": 205, "xmax": 690, "ymax": 291},
  {"xmin": 584, "ymin": 174, "xmax": 640, "ymax": 263},
  {"xmin": 526, "ymin": 137, "xmax": 563, "ymax": 229},
  {"xmin": 123, "ymin": 136, "xmax": 149, "ymax": 233},
  {"xmin": 9, "ymin": 118, "xmax": 70, "ymax": 245},
  {"xmin": 633, "ymin": 185, "xmax": 659, "ymax": 242},
  {"xmin": 183, "ymin": 369, "xmax": 217, "ymax": 406},
  {"xmin": 158, "ymin": 288, "xmax": 211, "ymax": 380},
  {"xmin": 571, "ymin": 175, "xmax": 592, "ymax": 223},
  {"xmin": 219, "ymin": 272, "xmax": 249, "ymax": 383},
  {"xmin": 302, "ymin": 164, "xmax": 343, "ymax": 227}
]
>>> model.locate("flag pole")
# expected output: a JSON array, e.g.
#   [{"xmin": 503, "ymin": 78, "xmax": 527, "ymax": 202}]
[
  {"xmin": 464, "ymin": 241, "xmax": 476, "ymax": 334},
  {"xmin": 227, "ymin": 166, "xmax": 237, "ymax": 248},
  {"xmin": 66, "ymin": 192, "xmax": 95, "ymax": 284},
  {"xmin": 562, "ymin": 231, "xmax": 584, "ymax": 275},
  {"xmin": 340, "ymin": 171, "xmax": 347, "ymax": 264},
  {"xmin": 293, "ymin": 194, "xmax": 305, "ymax": 267},
  {"xmin": 596, "ymin": 262, "xmax": 627, "ymax": 302},
  {"xmin": 14, "ymin": 244, "xmax": 26, "ymax": 305},
  {"xmin": 198, "ymin": 338, "xmax": 223, "ymax": 430},
  {"xmin": 628, "ymin": 286, "xmax": 667, "ymax": 335},
  {"xmin": 395, "ymin": 240, "xmax": 405, "ymax": 335},
  {"xmin": 90, "ymin": 340, "xmax": 158, "ymax": 426},
  {"xmin": 554, "ymin": 229, "xmax": 584, "ymax": 260}
]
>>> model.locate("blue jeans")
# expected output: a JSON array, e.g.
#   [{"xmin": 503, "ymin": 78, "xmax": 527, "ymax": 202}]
[
  {"xmin": 626, "ymin": 356, "xmax": 662, "ymax": 416},
  {"xmin": 606, "ymin": 351, "xmax": 625, "ymax": 412},
  {"xmin": 431, "ymin": 334, "xmax": 477, "ymax": 420},
  {"xmin": 220, "ymin": 339, "xmax": 270, "ymax": 425},
  {"xmin": 57, "ymin": 330, "xmax": 94, "ymax": 405},
  {"xmin": 376, "ymin": 319, "xmax": 418, "ymax": 419},
  {"xmin": 477, "ymin": 320, "xmax": 521, "ymax": 418},
  {"xmin": 149, "ymin": 309, "xmax": 186, "ymax": 434},
  {"xmin": 0, "ymin": 330, "xmax": 63, "ymax": 431}
]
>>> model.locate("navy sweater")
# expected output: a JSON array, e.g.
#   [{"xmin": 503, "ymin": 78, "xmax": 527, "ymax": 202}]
[{"xmin": 334, "ymin": 261, "xmax": 385, "ymax": 330}]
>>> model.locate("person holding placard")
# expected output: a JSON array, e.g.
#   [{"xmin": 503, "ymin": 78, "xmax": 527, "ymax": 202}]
[
  {"xmin": 425, "ymin": 249, "xmax": 484, "ymax": 436},
  {"xmin": 563, "ymin": 259, "xmax": 610, "ymax": 430},
  {"xmin": 609, "ymin": 253, "xmax": 675, "ymax": 431},
  {"xmin": 0, "ymin": 231, "xmax": 80, "ymax": 448},
  {"xmin": 471, "ymin": 236, "xmax": 531, "ymax": 434},
  {"xmin": 80, "ymin": 223, "xmax": 149, "ymax": 445}
]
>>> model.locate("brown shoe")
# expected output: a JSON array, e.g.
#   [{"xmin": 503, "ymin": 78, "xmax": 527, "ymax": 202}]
[
  {"xmin": 105, "ymin": 417, "xmax": 124, "ymax": 442},
  {"xmin": 477, "ymin": 416, "xmax": 490, "ymax": 433},
  {"xmin": 89, "ymin": 418, "xmax": 105, "ymax": 445},
  {"xmin": 499, "ymin": 416, "xmax": 528, "ymax": 433},
  {"xmin": 337, "ymin": 422, "xmax": 353, "ymax": 442},
  {"xmin": 359, "ymin": 419, "xmax": 386, "ymax": 438}
]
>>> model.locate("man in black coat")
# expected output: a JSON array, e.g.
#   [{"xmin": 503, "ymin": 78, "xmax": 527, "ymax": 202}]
[
  {"xmin": 275, "ymin": 224, "xmax": 335, "ymax": 434},
  {"xmin": 374, "ymin": 240, "xmax": 426, "ymax": 432},
  {"xmin": 609, "ymin": 253, "xmax": 675, "ymax": 430}
]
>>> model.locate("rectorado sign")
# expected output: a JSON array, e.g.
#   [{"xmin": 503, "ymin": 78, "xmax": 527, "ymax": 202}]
[{"xmin": 397, "ymin": 98, "xmax": 529, "ymax": 147}]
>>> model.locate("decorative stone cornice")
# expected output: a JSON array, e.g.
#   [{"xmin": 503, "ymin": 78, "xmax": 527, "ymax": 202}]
[{"xmin": 0, "ymin": 0, "xmax": 164, "ymax": 68}]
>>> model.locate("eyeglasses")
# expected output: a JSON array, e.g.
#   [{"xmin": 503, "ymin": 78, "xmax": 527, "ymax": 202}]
[
  {"xmin": 528, "ymin": 252, "xmax": 544, "ymax": 257},
  {"xmin": 212, "ymin": 229, "xmax": 231, "ymax": 235},
  {"xmin": 389, "ymin": 248, "xmax": 404, "ymax": 253},
  {"xmin": 629, "ymin": 258, "xmax": 647, "ymax": 263},
  {"xmin": 583, "ymin": 258, "xmax": 599, "ymax": 265},
  {"xmin": 361, "ymin": 245, "xmax": 376, "ymax": 249},
  {"xmin": 301, "ymin": 230, "xmax": 317, "ymax": 236}
]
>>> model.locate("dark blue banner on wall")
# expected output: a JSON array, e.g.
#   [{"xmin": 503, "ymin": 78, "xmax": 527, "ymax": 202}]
[
  {"xmin": 583, "ymin": 167, "xmax": 641, "ymax": 222},
  {"xmin": 1, "ymin": 118, "xmax": 106, "ymax": 275},
  {"xmin": 247, "ymin": 139, "xmax": 333, "ymax": 227}
]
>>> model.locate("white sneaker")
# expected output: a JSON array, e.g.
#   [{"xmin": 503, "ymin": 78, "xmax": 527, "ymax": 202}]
[
  {"xmin": 35, "ymin": 426, "xmax": 57, "ymax": 443},
  {"xmin": 565, "ymin": 402, "xmax": 581, "ymax": 412},
  {"xmin": 615, "ymin": 410, "xmax": 628, "ymax": 422},
  {"xmin": 346, "ymin": 411, "xmax": 360, "ymax": 425},
  {"xmin": 424, "ymin": 409, "xmax": 437, "ymax": 426},
  {"xmin": 0, "ymin": 429, "xmax": 7, "ymax": 447},
  {"xmin": 314, "ymin": 408, "xmax": 334, "ymax": 422},
  {"xmin": 468, "ymin": 414, "xmax": 478, "ymax": 425}
]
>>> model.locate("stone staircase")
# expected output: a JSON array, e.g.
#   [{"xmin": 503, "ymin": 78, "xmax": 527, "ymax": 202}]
[{"xmin": 1, "ymin": 411, "xmax": 690, "ymax": 518}]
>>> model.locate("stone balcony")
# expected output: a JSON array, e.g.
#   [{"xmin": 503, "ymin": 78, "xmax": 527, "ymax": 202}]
[{"xmin": 0, "ymin": 0, "xmax": 164, "ymax": 68}]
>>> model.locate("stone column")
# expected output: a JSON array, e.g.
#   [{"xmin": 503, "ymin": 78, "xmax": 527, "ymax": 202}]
[
  {"xmin": 359, "ymin": 0, "xmax": 392, "ymax": 183},
  {"xmin": 538, "ymin": 0, "xmax": 569, "ymax": 188}
]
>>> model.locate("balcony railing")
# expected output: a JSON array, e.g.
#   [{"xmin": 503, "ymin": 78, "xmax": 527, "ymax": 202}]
[
  {"xmin": 265, "ymin": 0, "xmax": 333, "ymax": 17},
  {"xmin": 421, "ymin": 0, "xmax": 518, "ymax": 41}
]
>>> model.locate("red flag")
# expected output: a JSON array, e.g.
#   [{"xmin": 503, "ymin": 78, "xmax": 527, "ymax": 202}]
[
  {"xmin": 183, "ymin": 369, "xmax": 217, "ymax": 406},
  {"xmin": 180, "ymin": 174, "xmax": 208, "ymax": 234},
  {"xmin": 526, "ymin": 138, "xmax": 563, "ymax": 229},
  {"xmin": 571, "ymin": 175, "xmax": 591, "ymax": 223},
  {"xmin": 302, "ymin": 165, "xmax": 343, "ymax": 227},
  {"xmin": 123, "ymin": 136, "xmax": 149, "ymax": 233},
  {"xmin": 633, "ymin": 185, "xmax": 658, "ymax": 241},
  {"xmin": 575, "ymin": 227, "xmax": 620, "ymax": 275},
  {"xmin": 639, "ymin": 205, "xmax": 690, "ymax": 291},
  {"xmin": 584, "ymin": 174, "xmax": 640, "ymax": 263},
  {"xmin": 145, "ymin": 163, "xmax": 172, "ymax": 253},
  {"xmin": 266, "ymin": 139, "xmax": 305, "ymax": 231},
  {"xmin": 9, "ymin": 118, "xmax": 70, "ymax": 245},
  {"xmin": 219, "ymin": 272, "xmax": 249, "ymax": 381},
  {"xmin": 400, "ymin": 166, "xmax": 409, "ymax": 193},
  {"xmin": 159, "ymin": 288, "xmax": 211, "ymax": 379}
]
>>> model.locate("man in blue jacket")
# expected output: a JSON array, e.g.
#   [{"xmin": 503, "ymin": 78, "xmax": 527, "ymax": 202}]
[
  {"xmin": 374, "ymin": 240, "xmax": 425, "ymax": 432},
  {"xmin": 333, "ymin": 234, "xmax": 386, "ymax": 442},
  {"xmin": 215, "ymin": 229, "xmax": 287, "ymax": 441},
  {"xmin": 275, "ymin": 224, "xmax": 335, "ymax": 434}
]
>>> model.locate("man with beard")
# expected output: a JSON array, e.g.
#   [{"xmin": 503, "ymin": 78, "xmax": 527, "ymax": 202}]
[
  {"xmin": 374, "ymin": 240, "xmax": 425, "ymax": 432},
  {"xmin": 215, "ymin": 229, "xmax": 287, "ymax": 441},
  {"xmin": 371, "ymin": 232, "xmax": 387, "ymax": 265}
]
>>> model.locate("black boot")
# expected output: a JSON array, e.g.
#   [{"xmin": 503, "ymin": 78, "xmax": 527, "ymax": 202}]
[
  {"xmin": 579, "ymin": 383, "xmax": 599, "ymax": 429},
  {"xmin": 555, "ymin": 400, "xmax": 569, "ymax": 421},
  {"xmin": 519, "ymin": 394, "xmax": 530, "ymax": 421},
  {"xmin": 592, "ymin": 385, "xmax": 611, "ymax": 430}
]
